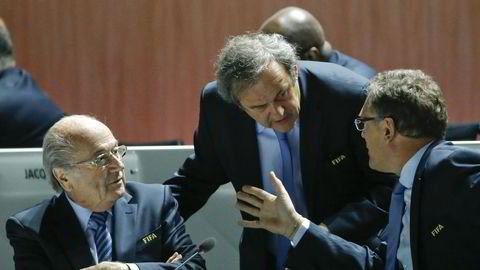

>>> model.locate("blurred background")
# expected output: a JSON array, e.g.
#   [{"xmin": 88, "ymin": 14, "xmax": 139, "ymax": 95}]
[{"xmin": 0, "ymin": 0, "xmax": 478, "ymax": 144}]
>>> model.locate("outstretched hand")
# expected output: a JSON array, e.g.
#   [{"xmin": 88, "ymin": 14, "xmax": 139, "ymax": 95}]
[{"xmin": 235, "ymin": 171, "xmax": 304, "ymax": 240}]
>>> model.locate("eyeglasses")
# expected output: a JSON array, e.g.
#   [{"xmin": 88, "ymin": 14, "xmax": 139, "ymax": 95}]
[
  {"xmin": 354, "ymin": 117, "xmax": 383, "ymax": 131},
  {"xmin": 70, "ymin": 145, "xmax": 127, "ymax": 167}
]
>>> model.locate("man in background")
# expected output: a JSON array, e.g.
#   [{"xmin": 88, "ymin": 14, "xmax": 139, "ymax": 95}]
[
  {"xmin": 260, "ymin": 6, "xmax": 377, "ymax": 78},
  {"xmin": 6, "ymin": 115, "xmax": 206, "ymax": 270},
  {"xmin": 0, "ymin": 17, "xmax": 64, "ymax": 148},
  {"xmin": 165, "ymin": 33, "xmax": 394, "ymax": 270},
  {"xmin": 236, "ymin": 69, "xmax": 480, "ymax": 269},
  {"xmin": 260, "ymin": 7, "xmax": 479, "ymax": 140}
]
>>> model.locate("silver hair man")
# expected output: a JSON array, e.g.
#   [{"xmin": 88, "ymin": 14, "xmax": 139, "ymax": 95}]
[{"xmin": 215, "ymin": 33, "xmax": 298, "ymax": 104}]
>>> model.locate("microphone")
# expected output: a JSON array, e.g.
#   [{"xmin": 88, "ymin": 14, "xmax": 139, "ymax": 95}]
[{"xmin": 173, "ymin": 237, "xmax": 216, "ymax": 270}]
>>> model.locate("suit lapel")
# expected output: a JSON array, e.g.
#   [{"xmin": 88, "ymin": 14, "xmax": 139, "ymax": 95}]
[
  {"xmin": 53, "ymin": 193, "xmax": 95, "ymax": 269},
  {"xmin": 298, "ymin": 66, "xmax": 324, "ymax": 218},
  {"xmin": 231, "ymin": 105, "xmax": 262, "ymax": 189},
  {"xmin": 410, "ymin": 139, "xmax": 444, "ymax": 269},
  {"xmin": 113, "ymin": 191, "xmax": 137, "ymax": 262}
]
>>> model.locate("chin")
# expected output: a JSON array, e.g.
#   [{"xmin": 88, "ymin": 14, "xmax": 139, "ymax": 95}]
[
  {"xmin": 369, "ymin": 160, "xmax": 387, "ymax": 173},
  {"xmin": 273, "ymin": 121, "xmax": 295, "ymax": 132}
]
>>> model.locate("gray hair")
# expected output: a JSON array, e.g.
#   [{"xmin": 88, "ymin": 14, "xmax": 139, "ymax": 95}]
[
  {"xmin": 0, "ymin": 21, "xmax": 15, "ymax": 70},
  {"xmin": 215, "ymin": 32, "xmax": 298, "ymax": 104},
  {"xmin": 365, "ymin": 69, "xmax": 448, "ymax": 138},
  {"xmin": 42, "ymin": 115, "xmax": 98, "ymax": 192}
]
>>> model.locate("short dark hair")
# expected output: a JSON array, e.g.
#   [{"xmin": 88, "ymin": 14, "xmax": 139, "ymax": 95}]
[
  {"xmin": 214, "ymin": 32, "xmax": 298, "ymax": 104},
  {"xmin": 365, "ymin": 69, "xmax": 447, "ymax": 138}
]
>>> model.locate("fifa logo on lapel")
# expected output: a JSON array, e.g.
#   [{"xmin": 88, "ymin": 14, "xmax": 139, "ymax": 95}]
[
  {"xmin": 431, "ymin": 224, "xmax": 444, "ymax": 237},
  {"xmin": 142, "ymin": 232, "xmax": 157, "ymax": 244},
  {"xmin": 331, "ymin": 155, "xmax": 346, "ymax": 166}
]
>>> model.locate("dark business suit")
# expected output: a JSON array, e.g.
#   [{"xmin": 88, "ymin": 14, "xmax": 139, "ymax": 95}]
[
  {"xmin": 328, "ymin": 50, "xmax": 377, "ymax": 79},
  {"xmin": 286, "ymin": 140, "xmax": 480, "ymax": 270},
  {"xmin": 6, "ymin": 182, "xmax": 206, "ymax": 270},
  {"xmin": 0, "ymin": 68, "xmax": 64, "ymax": 148},
  {"xmin": 165, "ymin": 61, "xmax": 395, "ymax": 269}
]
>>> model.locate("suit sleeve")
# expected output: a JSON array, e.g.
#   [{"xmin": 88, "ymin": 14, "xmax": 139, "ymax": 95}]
[
  {"xmin": 6, "ymin": 217, "xmax": 53, "ymax": 270},
  {"xmin": 164, "ymin": 84, "xmax": 229, "ymax": 220},
  {"xmin": 325, "ymin": 128, "xmax": 395, "ymax": 246},
  {"xmin": 286, "ymin": 224, "xmax": 384, "ymax": 270},
  {"xmin": 135, "ymin": 186, "xmax": 206, "ymax": 270}
]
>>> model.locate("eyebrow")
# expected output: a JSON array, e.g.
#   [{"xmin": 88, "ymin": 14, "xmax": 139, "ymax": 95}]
[
  {"xmin": 92, "ymin": 141, "xmax": 119, "ymax": 157},
  {"xmin": 246, "ymin": 84, "xmax": 289, "ymax": 110}
]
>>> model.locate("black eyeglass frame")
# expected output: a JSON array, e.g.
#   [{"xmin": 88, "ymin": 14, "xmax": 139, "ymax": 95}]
[{"xmin": 354, "ymin": 117, "xmax": 384, "ymax": 131}]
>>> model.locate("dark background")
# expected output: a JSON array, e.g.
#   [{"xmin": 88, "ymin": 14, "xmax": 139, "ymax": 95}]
[{"xmin": 1, "ymin": 0, "xmax": 478, "ymax": 144}]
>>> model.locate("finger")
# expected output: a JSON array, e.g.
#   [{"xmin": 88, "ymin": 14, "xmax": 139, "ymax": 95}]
[
  {"xmin": 172, "ymin": 254, "xmax": 183, "ymax": 263},
  {"xmin": 236, "ymin": 191, "xmax": 263, "ymax": 208},
  {"xmin": 242, "ymin": 185, "xmax": 275, "ymax": 200},
  {"xmin": 237, "ymin": 219, "xmax": 264, "ymax": 229},
  {"xmin": 166, "ymin": 252, "xmax": 177, "ymax": 263},
  {"xmin": 167, "ymin": 252, "xmax": 182, "ymax": 263},
  {"xmin": 269, "ymin": 171, "xmax": 287, "ymax": 195},
  {"xmin": 235, "ymin": 200, "xmax": 260, "ymax": 217}
]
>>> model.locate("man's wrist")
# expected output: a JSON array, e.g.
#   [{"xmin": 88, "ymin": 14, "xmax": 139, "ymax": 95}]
[{"xmin": 287, "ymin": 213, "xmax": 304, "ymax": 240}]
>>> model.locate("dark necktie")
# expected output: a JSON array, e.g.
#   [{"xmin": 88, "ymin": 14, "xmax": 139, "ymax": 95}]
[
  {"xmin": 274, "ymin": 131, "xmax": 296, "ymax": 270},
  {"xmin": 385, "ymin": 183, "xmax": 406, "ymax": 270},
  {"xmin": 88, "ymin": 211, "xmax": 112, "ymax": 262}
]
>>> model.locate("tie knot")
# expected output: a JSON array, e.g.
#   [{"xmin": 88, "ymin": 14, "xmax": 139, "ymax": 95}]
[
  {"xmin": 274, "ymin": 131, "xmax": 288, "ymax": 141},
  {"xmin": 88, "ymin": 212, "xmax": 108, "ymax": 230}
]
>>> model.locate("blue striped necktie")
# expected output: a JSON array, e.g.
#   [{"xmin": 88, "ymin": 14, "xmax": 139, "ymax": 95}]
[
  {"xmin": 385, "ymin": 183, "xmax": 406, "ymax": 270},
  {"xmin": 274, "ymin": 131, "xmax": 296, "ymax": 270},
  {"xmin": 88, "ymin": 211, "xmax": 112, "ymax": 262}
]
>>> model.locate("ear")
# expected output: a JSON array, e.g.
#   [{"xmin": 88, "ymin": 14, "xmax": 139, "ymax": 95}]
[
  {"xmin": 292, "ymin": 63, "xmax": 298, "ymax": 76},
  {"xmin": 303, "ymin": 47, "xmax": 323, "ymax": 61},
  {"xmin": 383, "ymin": 117, "xmax": 397, "ymax": 143},
  {"xmin": 52, "ymin": 167, "xmax": 72, "ymax": 192}
]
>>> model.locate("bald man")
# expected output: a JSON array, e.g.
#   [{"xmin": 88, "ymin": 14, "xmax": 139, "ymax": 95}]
[
  {"xmin": 260, "ymin": 7, "xmax": 479, "ymax": 140},
  {"xmin": 260, "ymin": 6, "xmax": 377, "ymax": 78},
  {"xmin": 6, "ymin": 115, "xmax": 206, "ymax": 270}
]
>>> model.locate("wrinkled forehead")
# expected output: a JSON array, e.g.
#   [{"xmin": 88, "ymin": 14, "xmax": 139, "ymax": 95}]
[{"xmin": 57, "ymin": 117, "xmax": 116, "ymax": 149}]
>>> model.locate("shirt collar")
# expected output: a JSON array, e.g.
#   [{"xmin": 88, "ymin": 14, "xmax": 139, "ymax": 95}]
[
  {"xmin": 256, "ymin": 119, "xmax": 299, "ymax": 135},
  {"xmin": 399, "ymin": 141, "xmax": 433, "ymax": 189},
  {"xmin": 65, "ymin": 193, "xmax": 112, "ymax": 232}
]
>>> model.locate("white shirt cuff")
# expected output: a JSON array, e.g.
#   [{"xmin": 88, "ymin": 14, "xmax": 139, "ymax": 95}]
[
  {"xmin": 126, "ymin": 263, "xmax": 139, "ymax": 270},
  {"xmin": 290, "ymin": 218, "xmax": 310, "ymax": 247}
]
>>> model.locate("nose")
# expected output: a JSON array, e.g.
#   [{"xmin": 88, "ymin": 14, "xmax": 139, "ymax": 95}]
[
  {"xmin": 268, "ymin": 102, "xmax": 285, "ymax": 118},
  {"xmin": 361, "ymin": 128, "xmax": 366, "ymax": 139},
  {"xmin": 107, "ymin": 154, "xmax": 125, "ymax": 172}
]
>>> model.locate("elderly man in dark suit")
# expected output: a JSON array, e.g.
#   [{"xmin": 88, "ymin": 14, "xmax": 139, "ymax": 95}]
[
  {"xmin": 0, "ymin": 17, "xmax": 64, "ymax": 147},
  {"xmin": 237, "ymin": 69, "xmax": 480, "ymax": 270},
  {"xmin": 165, "ymin": 33, "xmax": 395, "ymax": 270},
  {"xmin": 6, "ymin": 115, "xmax": 206, "ymax": 270}
]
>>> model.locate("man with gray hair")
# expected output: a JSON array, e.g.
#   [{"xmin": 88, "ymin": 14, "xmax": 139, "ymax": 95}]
[
  {"xmin": 236, "ymin": 69, "xmax": 480, "ymax": 269},
  {"xmin": 165, "ymin": 33, "xmax": 395, "ymax": 269},
  {"xmin": 6, "ymin": 115, "xmax": 206, "ymax": 270},
  {"xmin": 0, "ymin": 17, "xmax": 65, "ymax": 147}
]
